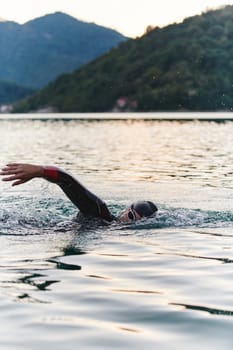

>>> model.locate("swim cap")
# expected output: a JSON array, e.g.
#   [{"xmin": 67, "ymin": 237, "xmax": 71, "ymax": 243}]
[{"xmin": 131, "ymin": 200, "xmax": 158, "ymax": 217}]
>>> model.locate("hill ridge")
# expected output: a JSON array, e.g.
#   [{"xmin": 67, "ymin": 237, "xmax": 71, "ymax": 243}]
[
  {"xmin": 14, "ymin": 5, "xmax": 233, "ymax": 112},
  {"xmin": 0, "ymin": 12, "xmax": 126, "ymax": 89}
]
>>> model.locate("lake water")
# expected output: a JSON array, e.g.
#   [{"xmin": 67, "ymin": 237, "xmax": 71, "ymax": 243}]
[{"xmin": 1, "ymin": 114, "xmax": 233, "ymax": 349}]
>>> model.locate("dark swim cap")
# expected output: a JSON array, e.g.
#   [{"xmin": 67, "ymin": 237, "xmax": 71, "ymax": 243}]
[{"xmin": 131, "ymin": 200, "xmax": 158, "ymax": 217}]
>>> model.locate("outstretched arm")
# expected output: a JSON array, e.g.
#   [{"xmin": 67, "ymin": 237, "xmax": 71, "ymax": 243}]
[{"xmin": 0, "ymin": 163, "xmax": 114, "ymax": 222}]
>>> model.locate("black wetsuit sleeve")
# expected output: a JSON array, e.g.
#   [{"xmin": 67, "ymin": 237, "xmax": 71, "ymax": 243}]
[{"xmin": 43, "ymin": 166, "xmax": 114, "ymax": 222}]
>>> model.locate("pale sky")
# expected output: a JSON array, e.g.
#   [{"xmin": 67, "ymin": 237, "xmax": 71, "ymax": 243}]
[{"xmin": 1, "ymin": 0, "xmax": 233, "ymax": 37}]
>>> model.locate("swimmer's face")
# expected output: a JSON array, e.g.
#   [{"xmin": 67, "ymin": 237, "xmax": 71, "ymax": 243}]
[{"xmin": 118, "ymin": 207, "xmax": 141, "ymax": 223}]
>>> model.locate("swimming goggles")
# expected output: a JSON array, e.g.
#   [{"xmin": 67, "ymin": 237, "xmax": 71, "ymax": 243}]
[{"xmin": 127, "ymin": 208, "xmax": 138, "ymax": 221}]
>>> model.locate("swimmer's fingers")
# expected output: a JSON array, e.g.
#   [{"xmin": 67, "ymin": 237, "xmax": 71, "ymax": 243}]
[
  {"xmin": 11, "ymin": 179, "xmax": 28, "ymax": 186},
  {"xmin": 1, "ymin": 163, "xmax": 28, "ymax": 171},
  {"xmin": 0, "ymin": 167, "xmax": 24, "ymax": 178},
  {"xmin": 1, "ymin": 164, "xmax": 43, "ymax": 178},
  {"xmin": 0, "ymin": 164, "xmax": 21, "ymax": 174},
  {"xmin": 0, "ymin": 169, "xmax": 21, "ymax": 176},
  {"xmin": 5, "ymin": 163, "xmax": 20, "ymax": 166},
  {"xmin": 4, "ymin": 163, "xmax": 20, "ymax": 168},
  {"xmin": 1, "ymin": 174, "xmax": 30, "ymax": 186},
  {"xmin": 1, "ymin": 174, "xmax": 26, "ymax": 181},
  {"xmin": 2, "ymin": 177, "xmax": 28, "ymax": 186}
]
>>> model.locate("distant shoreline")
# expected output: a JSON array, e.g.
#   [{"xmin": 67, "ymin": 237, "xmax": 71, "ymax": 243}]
[{"xmin": 1, "ymin": 112, "xmax": 233, "ymax": 121}]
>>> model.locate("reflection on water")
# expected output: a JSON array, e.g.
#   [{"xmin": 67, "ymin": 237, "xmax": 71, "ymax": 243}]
[
  {"xmin": 0, "ymin": 117, "xmax": 233, "ymax": 349},
  {"xmin": 171, "ymin": 303, "xmax": 233, "ymax": 316},
  {"xmin": 1, "ymin": 118, "xmax": 233, "ymax": 188}
]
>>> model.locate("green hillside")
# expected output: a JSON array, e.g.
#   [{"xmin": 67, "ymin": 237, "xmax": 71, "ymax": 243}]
[
  {"xmin": 0, "ymin": 12, "xmax": 126, "ymax": 89},
  {"xmin": 13, "ymin": 5, "xmax": 233, "ymax": 112}
]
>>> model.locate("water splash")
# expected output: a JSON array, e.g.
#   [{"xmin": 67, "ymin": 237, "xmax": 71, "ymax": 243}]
[
  {"xmin": 1, "ymin": 195, "xmax": 233, "ymax": 235},
  {"xmin": 114, "ymin": 205, "xmax": 233, "ymax": 231},
  {"xmin": 154, "ymin": 206, "xmax": 233, "ymax": 228}
]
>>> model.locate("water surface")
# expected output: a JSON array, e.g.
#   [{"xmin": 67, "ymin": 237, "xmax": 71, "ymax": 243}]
[{"xmin": 0, "ymin": 115, "xmax": 233, "ymax": 349}]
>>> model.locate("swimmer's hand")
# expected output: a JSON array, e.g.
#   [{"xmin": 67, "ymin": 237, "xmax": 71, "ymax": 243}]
[{"xmin": 0, "ymin": 163, "xmax": 44, "ymax": 186}]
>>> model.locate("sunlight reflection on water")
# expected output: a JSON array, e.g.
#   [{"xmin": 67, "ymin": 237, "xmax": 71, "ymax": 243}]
[{"xmin": 0, "ymin": 116, "xmax": 233, "ymax": 349}]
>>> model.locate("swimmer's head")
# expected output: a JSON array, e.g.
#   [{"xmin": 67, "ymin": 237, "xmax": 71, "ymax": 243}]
[{"xmin": 118, "ymin": 200, "xmax": 158, "ymax": 223}]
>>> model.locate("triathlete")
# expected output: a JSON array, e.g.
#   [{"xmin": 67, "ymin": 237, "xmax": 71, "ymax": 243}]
[{"xmin": 0, "ymin": 163, "xmax": 157, "ymax": 223}]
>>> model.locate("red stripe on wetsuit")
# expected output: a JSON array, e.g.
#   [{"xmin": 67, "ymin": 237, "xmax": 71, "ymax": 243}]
[{"xmin": 43, "ymin": 166, "xmax": 59, "ymax": 180}]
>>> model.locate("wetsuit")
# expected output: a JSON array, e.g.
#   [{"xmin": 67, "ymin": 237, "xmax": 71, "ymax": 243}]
[{"xmin": 43, "ymin": 166, "xmax": 115, "ymax": 222}]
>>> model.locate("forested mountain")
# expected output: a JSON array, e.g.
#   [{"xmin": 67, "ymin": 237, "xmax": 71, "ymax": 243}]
[
  {"xmin": 13, "ymin": 5, "xmax": 233, "ymax": 112},
  {"xmin": 0, "ymin": 81, "xmax": 33, "ymax": 105},
  {"xmin": 0, "ymin": 12, "xmax": 126, "ymax": 88}
]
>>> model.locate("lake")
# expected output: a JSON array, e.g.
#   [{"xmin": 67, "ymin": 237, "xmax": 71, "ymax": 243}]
[{"xmin": 0, "ymin": 113, "xmax": 233, "ymax": 349}]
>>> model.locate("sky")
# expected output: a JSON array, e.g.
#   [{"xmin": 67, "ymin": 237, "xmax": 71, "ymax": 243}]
[{"xmin": 1, "ymin": 0, "xmax": 233, "ymax": 37}]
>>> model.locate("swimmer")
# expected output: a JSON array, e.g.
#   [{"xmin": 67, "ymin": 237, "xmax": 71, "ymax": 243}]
[{"xmin": 0, "ymin": 163, "xmax": 157, "ymax": 223}]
